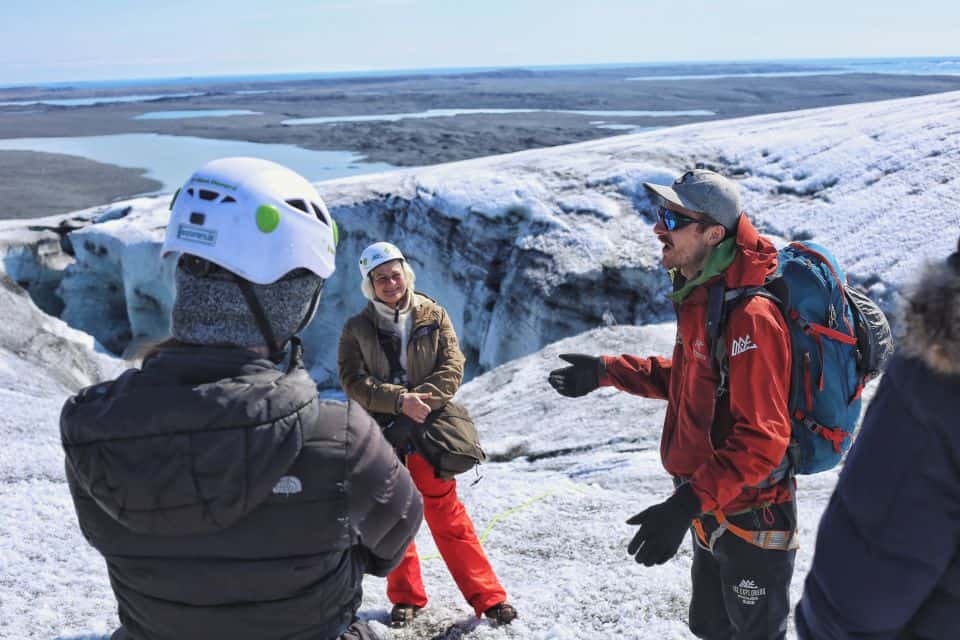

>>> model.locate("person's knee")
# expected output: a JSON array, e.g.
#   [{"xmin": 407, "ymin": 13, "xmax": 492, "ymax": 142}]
[
  {"xmin": 688, "ymin": 604, "xmax": 733, "ymax": 640},
  {"xmin": 423, "ymin": 498, "xmax": 470, "ymax": 529},
  {"xmin": 688, "ymin": 618, "xmax": 732, "ymax": 640}
]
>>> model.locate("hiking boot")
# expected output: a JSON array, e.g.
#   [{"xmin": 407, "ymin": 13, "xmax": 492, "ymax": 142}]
[
  {"xmin": 483, "ymin": 602, "xmax": 518, "ymax": 625},
  {"xmin": 390, "ymin": 604, "xmax": 422, "ymax": 628}
]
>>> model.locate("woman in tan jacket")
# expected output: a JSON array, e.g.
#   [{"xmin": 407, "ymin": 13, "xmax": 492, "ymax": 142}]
[{"xmin": 338, "ymin": 241, "xmax": 516, "ymax": 629}]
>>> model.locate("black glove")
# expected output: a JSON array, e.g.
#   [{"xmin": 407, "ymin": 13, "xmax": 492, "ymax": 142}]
[
  {"xmin": 627, "ymin": 483, "xmax": 701, "ymax": 566},
  {"xmin": 547, "ymin": 353, "xmax": 602, "ymax": 397}
]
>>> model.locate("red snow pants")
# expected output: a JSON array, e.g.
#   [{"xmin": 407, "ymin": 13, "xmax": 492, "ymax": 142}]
[{"xmin": 386, "ymin": 453, "xmax": 507, "ymax": 616}]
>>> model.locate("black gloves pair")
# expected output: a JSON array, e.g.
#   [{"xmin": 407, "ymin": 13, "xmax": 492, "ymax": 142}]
[
  {"xmin": 627, "ymin": 483, "xmax": 701, "ymax": 566},
  {"xmin": 547, "ymin": 353, "xmax": 602, "ymax": 398},
  {"xmin": 550, "ymin": 353, "xmax": 699, "ymax": 565}
]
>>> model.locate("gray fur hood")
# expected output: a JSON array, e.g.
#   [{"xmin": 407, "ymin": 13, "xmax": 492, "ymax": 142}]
[{"xmin": 901, "ymin": 256, "xmax": 960, "ymax": 376}]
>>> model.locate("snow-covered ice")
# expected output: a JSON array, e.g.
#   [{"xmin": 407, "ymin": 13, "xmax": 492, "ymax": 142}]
[
  {"xmin": 0, "ymin": 90, "xmax": 955, "ymax": 638},
  {"xmin": 0, "ymin": 277, "xmax": 123, "ymax": 640},
  {"xmin": 4, "ymin": 90, "xmax": 957, "ymax": 387}
]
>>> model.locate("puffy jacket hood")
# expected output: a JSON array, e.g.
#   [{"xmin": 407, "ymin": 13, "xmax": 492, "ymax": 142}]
[
  {"xmin": 902, "ymin": 257, "xmax": 960, "ymax": 376},
  {"xmin": 61, "ymin": 346, "xmax": 319, "ymax": 535}
]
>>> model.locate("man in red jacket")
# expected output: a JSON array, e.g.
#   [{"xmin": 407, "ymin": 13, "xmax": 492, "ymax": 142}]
[{"xmin": 549, "ymin": 169, "xmax": 796, "ymax": 640}]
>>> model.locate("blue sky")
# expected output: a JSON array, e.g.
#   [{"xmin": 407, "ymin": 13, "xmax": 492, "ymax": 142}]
[{"xmin": 2, "ymin": 0, "xmax": 959, "ymax": 84}]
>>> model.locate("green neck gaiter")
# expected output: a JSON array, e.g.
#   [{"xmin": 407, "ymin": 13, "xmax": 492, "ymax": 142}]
[{"xmin": 667, "ymin": 238, "xmax": 737, "ymax": 304}]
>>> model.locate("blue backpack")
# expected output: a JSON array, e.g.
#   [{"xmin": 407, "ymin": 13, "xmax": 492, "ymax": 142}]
[{"xmin": 707, "ymin": 241, "xmax": 894, "ymax": 480}]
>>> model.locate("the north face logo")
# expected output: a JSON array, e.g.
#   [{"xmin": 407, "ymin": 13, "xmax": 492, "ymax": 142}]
[{"xmin": 731, "ymin": 334, "xmax": 758, "ymax": 357}]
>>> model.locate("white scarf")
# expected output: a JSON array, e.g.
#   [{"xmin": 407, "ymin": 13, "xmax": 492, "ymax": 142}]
[{"xmin": 373, "ymin": 291, "xmax": 415, "ymax": 379}]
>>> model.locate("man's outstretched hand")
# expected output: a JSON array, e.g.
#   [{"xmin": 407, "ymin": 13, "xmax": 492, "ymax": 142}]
[
  {"xmin": 547, "ymin": 353, "xmax": 602, "ymax": 398},
  {"xmin": 627, "ymin": 483, "xmax": 701, "ymax": 566}
]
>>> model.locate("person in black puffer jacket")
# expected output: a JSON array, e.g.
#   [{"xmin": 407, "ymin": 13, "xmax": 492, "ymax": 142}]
[
  {"xmin": 796, "ymin": 236, "xmax": 960, "ymax": 640},
  {"xmin": 61, "ymin": 158, "xmax": 422, "ymax": 640}
]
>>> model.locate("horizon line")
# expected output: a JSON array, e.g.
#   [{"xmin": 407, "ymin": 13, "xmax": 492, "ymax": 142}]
[{"xmin": 2, "ymin": 54, "xmax": 959, "ymax": 91}]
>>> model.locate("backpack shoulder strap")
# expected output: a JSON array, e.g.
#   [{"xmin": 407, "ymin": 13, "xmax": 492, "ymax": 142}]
[
  {"xmin": 707, "ymin": 280, "xmax": 782, "ymax": 399},
  {"xmin": 707, "ymin": 279, "xmax": 795, "ymax": 487},
  {"xmin": 360, "ymin": 310, "xmax": 407, "ymax": 386},
  {"xmin": 376, "ymin": 329, "xmax": 407, "ymax": 385}
]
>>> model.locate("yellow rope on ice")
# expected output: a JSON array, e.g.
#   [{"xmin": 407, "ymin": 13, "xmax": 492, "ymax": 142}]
[{"xmin": 420, "ymin": 479, "xmax": 591, "ymax": 561}]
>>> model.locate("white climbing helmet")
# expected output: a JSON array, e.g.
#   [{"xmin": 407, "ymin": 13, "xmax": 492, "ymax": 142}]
[
  {"xmin": 161, "ymin": 157, "xmax": 339, "ymax": 284},
  {"xmin": 359, "ymin": 241, "xmax": 405, "ymax": 279}
]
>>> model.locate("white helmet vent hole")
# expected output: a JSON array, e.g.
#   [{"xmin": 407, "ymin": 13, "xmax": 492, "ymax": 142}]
[
  {"xmin": 221, "ymin": 195, "xmax": 237, "ymax": 203},
  {"xmin": 285, "ymin": 199, "xmax": 309, "ymax": 214},
  {"xmin": 310, "ymin": 202, "xmax": 330, "ymax": 225},
  {"xmin": 198, "ymin": 189, "xmax": 219, "ymax": 201}
]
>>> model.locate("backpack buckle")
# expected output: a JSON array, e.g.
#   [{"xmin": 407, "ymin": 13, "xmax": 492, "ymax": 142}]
[{"xmin": 715, "ymin": 369, "xmax": 728, "ymax": 398}]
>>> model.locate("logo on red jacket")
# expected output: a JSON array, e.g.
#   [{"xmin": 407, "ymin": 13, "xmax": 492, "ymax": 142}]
[
  {"xmin": 730, "ymin": 334, "xmax": 758, "ymax": 357},
  {"xmin": 692, "ymin": 338, "xmax": 708, "ymax": 361}
]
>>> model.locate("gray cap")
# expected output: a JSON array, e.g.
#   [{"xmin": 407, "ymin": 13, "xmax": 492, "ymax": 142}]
[{"xmin": 643, "ymin": 169, "xmax": 741, "ymax": 231}]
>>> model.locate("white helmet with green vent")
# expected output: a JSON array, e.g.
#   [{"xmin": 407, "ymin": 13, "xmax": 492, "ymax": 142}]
[
  {"xmin": 161, "ymin": 157, "xmax": 339, "ymax": 284},
  {"xmin": 359, "ymin": 242, "xmax": 405, "ymax": 279}
]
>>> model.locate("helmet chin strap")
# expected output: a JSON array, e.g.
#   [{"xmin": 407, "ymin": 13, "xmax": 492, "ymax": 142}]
[
  {"xmin": 235, "ymin": 278, "xmax": 284, "ymax": 363},
  {"xmin": 296, "ymin": 279, "xmax": 325, "ymax": 334},
  {"xmin": 285, "ymin": 280, "xmax": 324, "ymax": 371},
  {"xmin": 235, "ymin": 277, "xmax": 325, "ymax": 366}
]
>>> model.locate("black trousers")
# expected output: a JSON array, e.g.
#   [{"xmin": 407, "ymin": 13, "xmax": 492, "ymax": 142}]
[{"xmin": 688, "ymin": 502, "xmax": 797, "ymax": 640}]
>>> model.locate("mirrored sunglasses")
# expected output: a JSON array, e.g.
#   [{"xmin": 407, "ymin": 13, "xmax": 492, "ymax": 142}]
[{"xmin": 657, "ymin": 206, "xmax": 713, "ymax": 231}]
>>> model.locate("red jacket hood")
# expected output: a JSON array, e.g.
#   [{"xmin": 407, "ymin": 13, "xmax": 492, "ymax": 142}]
[{"xmin": 724, "ymin": 214, "xmax": 778, "ymax": 288}]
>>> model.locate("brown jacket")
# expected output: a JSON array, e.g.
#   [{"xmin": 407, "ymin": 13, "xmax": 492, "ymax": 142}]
[{"xmin": 338, "ymin": 292, "xmax": 465, "ymax": 421}]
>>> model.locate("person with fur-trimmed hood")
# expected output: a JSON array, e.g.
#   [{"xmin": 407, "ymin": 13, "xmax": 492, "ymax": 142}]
[
  {"xmin": 796, "ymin": 237, "xmax": 960, "ymax": 639},
  {"xmin": 338, "ymin": 242, "xmax": 517, "ymax": 628},
  {"xmin": 61, "ymin": 158, "xmax": 422, "ymax": 640}
]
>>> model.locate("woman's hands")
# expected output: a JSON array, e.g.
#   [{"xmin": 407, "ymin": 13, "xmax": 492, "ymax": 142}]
[{"xmin": 400, "ymin": 392, "xmax": 433, "ymax": 423}]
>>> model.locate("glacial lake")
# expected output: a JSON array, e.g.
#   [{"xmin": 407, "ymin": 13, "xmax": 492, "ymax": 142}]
[
  {"xmin": 0, "ymin": 134, "xmax": 396, "ymax": 192},
  {"xmin": 0, "ymin": 92, "xmax": 206, "ymax": 107},
  {"xmin": 626, "ymin": 71, "xmax": 853, "ymax": 81},
  {"xmin": 133, "ymin": 110, "xmax": 262, "ymax": 120},
  {"xmin": 589, "ymin": 122, "xmax": 662, "ymax": 133},
  {"xmin": 281, "ymin": 108, "xmax": 714, "ymax": 125}
]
